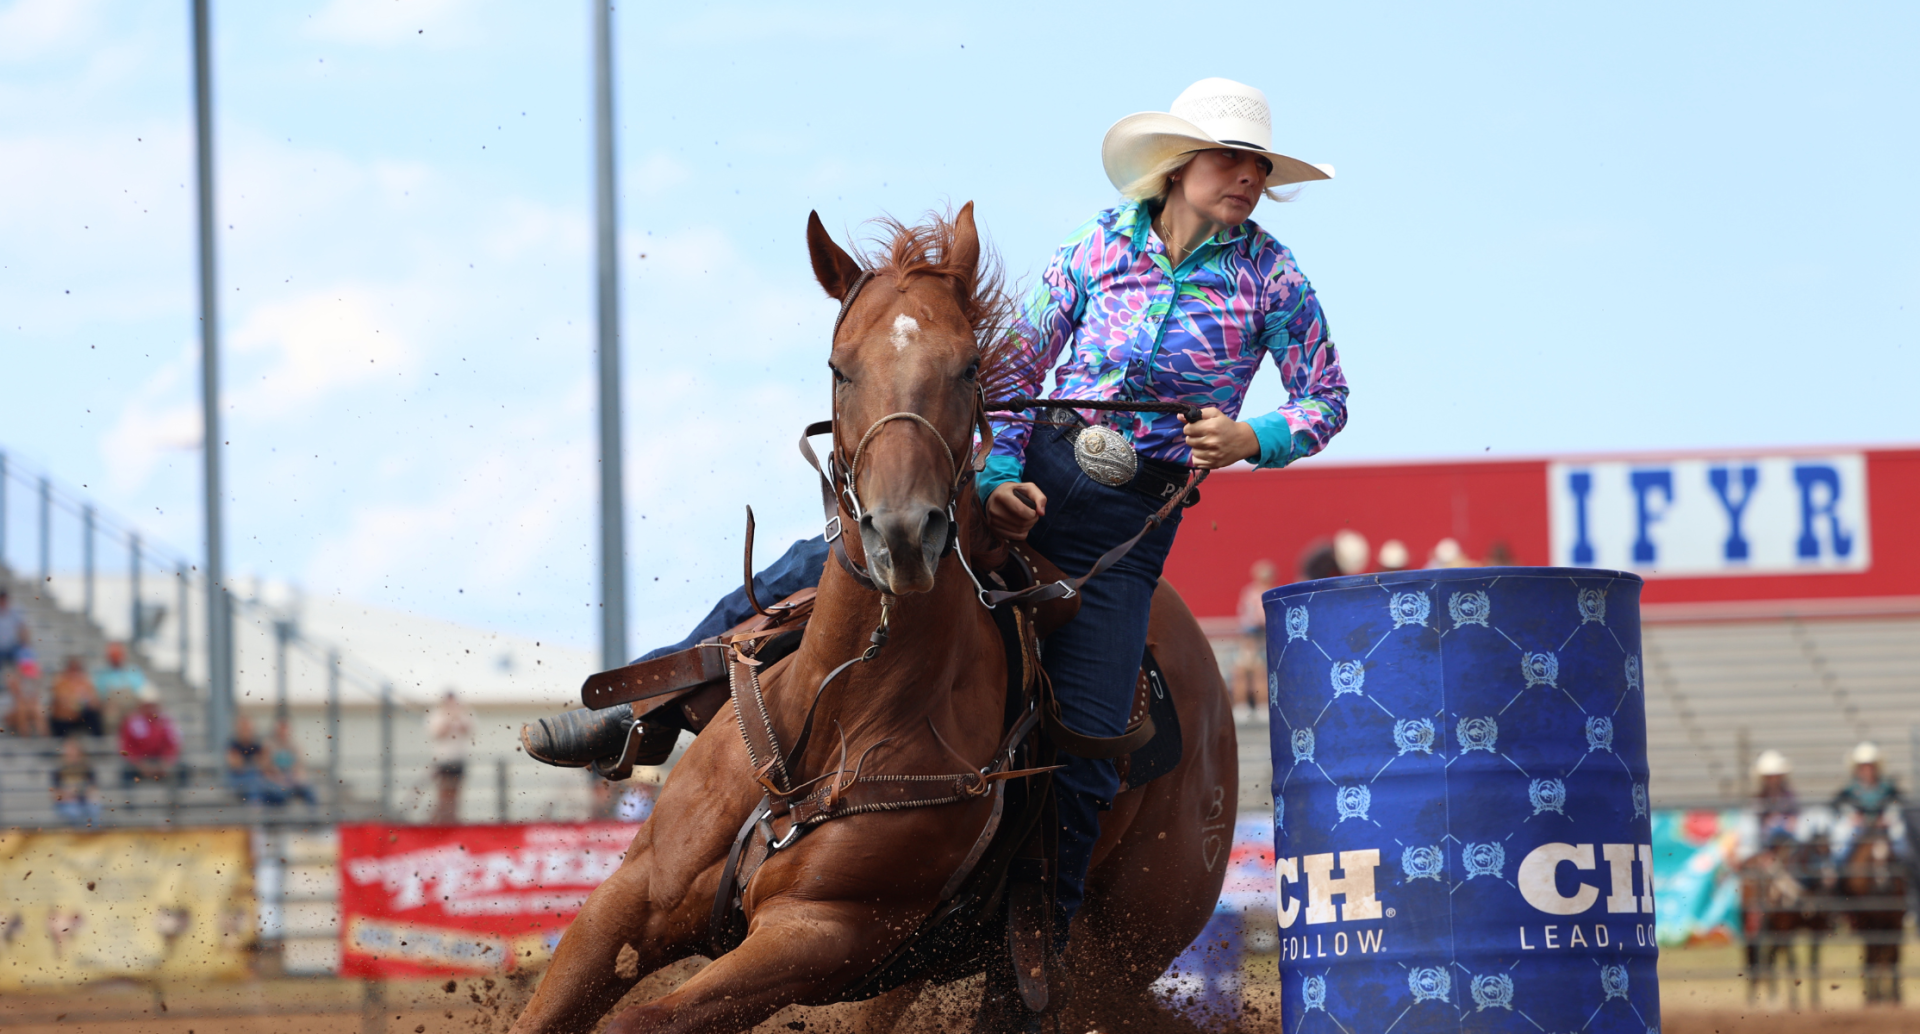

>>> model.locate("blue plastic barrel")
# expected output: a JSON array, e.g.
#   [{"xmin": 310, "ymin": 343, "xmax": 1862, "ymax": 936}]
[{"xmin": 1264, "ymin": 567, "xmax": 1657, "ymax": 1033}]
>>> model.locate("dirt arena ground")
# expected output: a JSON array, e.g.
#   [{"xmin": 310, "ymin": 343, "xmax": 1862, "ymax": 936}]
[{"xmin": 2, "ymin": 948, "xmax": 1914, "ymax": 1033}]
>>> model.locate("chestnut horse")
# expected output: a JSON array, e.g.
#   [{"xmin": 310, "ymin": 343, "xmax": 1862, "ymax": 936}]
[
  {"xmin": 1839, "ymin": 826, "xmax": 1906, "ymax": 1005},
  {"xmin": 1739, "ymin": 836, "xmax": 1833, "ymax": 1009},
  {"xmin": 509, "ymin": 205, "xmax": 1238, "ymax": 1034}
]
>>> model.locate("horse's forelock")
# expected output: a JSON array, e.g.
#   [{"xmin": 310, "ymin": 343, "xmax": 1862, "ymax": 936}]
[
  {"xmin": 851, "ymin": 210, "xmax": 1044, "ymax": 416},
  {"xmin": 854, "ymin": 212, "xmax": 1007, "ymax": 343}
]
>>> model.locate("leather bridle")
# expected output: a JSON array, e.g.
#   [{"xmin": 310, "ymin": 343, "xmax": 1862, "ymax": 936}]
[{"xmin": 799, "ymin": 267, "xmax": 995, "ymax": 596}]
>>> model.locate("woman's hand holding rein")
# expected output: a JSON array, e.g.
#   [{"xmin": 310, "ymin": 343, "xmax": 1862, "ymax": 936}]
[
  {"xmin": 987, "ymin": 483, "xmax": 1047, "ymax": 541},
  {"xmin": 1180, "ymin": 407, "xmax": 1260, "ymax": 468}
]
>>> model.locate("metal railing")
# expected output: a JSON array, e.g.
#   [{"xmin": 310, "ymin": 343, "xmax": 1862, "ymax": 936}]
[{"xmin": 0, "ymin": 447, "xmax": 587, "ymax": 827}]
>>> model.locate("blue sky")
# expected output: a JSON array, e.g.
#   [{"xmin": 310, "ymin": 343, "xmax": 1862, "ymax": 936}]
[{"xmin": 2, "ymin": 0, "xmax": 1915, "ymax": 654}]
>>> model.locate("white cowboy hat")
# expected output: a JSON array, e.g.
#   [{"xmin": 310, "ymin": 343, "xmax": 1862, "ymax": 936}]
[
  {"xmin": 1102, "ymin": 78, "xmax": 1334, "ymax": 194},
  {"xmin": 1849, "ymin": 742, "xmax": 1882, "ymax": 766},
  {"xmin": 1753, "ymin": 749, "xmax": 1791, "ymax": 777}
]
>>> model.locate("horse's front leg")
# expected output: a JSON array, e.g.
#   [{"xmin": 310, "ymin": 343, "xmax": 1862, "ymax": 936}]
[
  {"xmin": 511, "ymin": 849, "xmax": 695, "ymax": 1034},
  {"xmin": 600, "ymin": 901, "xmax": 911, "ymax": 1034},
  {"xmin": 1774, "ymin": 940, "xmax": 1789, "ymax": 1012},
  {"xmin": 1807, "ymin": 932, "xmax": 1821, "ymax": 1007}
]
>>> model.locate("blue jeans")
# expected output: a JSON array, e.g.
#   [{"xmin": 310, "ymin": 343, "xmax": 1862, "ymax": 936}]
[
  {"xmin": 642, "ymin": 428, "xmax": 1181, "ymax": 936},
  {"xmin": 633, "ymin": 537, "xmax": 832, "ymax": 663},
  {"xmin": 55, "ymin": 797, "xmax": 101, "ymax": 826},
  {"xmin": 1019, "ymin": 425, "xmax": 1183, "ymax": 934}
]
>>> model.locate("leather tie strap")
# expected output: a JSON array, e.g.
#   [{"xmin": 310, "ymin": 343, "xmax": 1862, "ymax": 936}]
[{"xmin": 975, "ymin": 466, "xmax": 1208, "ymax": 611}]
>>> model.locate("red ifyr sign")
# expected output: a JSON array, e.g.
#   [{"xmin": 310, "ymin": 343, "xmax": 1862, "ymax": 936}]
[{"xmin": 338, "ymin": 823, "xmax": 636, "ymax": 978}]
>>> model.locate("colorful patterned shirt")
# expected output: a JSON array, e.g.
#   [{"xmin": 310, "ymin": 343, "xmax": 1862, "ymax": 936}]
[{"xmin": 981, "ymin": 200, "xmax": 1347, "ymax": 498}]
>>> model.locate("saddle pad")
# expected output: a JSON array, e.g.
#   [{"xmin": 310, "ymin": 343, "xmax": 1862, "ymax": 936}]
[{"xmin": 1119, "ymin": 647, "xmax": 1182, "ymax": 792}]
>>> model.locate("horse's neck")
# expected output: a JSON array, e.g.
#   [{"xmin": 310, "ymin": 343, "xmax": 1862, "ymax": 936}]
[{"xmin": 779, "ymin": 552, "xmax": 992, "ymax": 745}]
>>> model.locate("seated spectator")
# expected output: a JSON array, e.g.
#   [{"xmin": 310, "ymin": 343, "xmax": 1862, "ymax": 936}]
[
  {"xmin": 227, "ymin": 714, "xmax": 279, "ymax": 804},
  {"xmin": 6, "ymin": 651, "xmax": 48, "ymax": 737},
  {"xmin": 0, "ymin": 588, "xmax": 29, "ymax": 669},
  {"xmin": 265, "ymin": 718, "xmax": 318, "ymax": 808},
  {"xmin": 119, "ymin": 685, "xmax": 182, "ymax": 785},
  {"xmin": 93, "ymin": 642, "xmax": 148, "ymax": 732},
  {"xmin": 48, "ymin": 655, "xmax": 104, "ymax": 738},
  {"xmin": 50, "ymin": 737, "xmax": 101, "ymax": 827}
]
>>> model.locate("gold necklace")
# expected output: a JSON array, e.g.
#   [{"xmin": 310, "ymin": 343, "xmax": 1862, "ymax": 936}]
[{"xmin": 1154, "ymin": 218, "xmax": 1189, "ymax": 265}]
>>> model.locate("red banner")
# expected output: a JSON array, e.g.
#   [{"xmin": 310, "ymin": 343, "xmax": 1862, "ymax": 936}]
[{"xmin": 338, "ymin": 823, "xmax": 637, "ymax": 978}]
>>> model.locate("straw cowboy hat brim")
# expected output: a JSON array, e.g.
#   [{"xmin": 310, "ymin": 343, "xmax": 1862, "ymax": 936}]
[
  {"xmin": 1103, "ymin": 112, "xmax": 1333, "ymax": 191},
  {"xmin": 1102, "ymin": 78, "xmax": 1333, "ymax": 193}
]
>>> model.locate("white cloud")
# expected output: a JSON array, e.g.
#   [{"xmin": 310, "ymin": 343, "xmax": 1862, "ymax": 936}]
[
  {"xmin": 98, "ymin": 343, "xmax": 202, "ymax": 494},
  {"xmin": 662, "ymin": 6, "xmax": 950, "ymax": 45},
  {"xmin": 303, "ymin": 380, "xmax": 595, "ymax": 599},
  {"xmin": 228, "ymin": 288, "xmax": 420, "ymax": 415},
  {"xmin": 0, "ymin": 0, "xmax": 101, "ymax": 61},
  {"xmin": 629, "ymin": 152, "xmax": 691, "ymax": 196},
  {"xmin": 307, "ymin": 0, "xmax": 473, "ymax": 47},
  {"xmin": 481, "ymin": 198, "xmax": 587, "ymax": 262}
]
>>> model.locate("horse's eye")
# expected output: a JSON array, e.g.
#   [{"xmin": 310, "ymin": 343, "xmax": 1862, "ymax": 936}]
[
  {"xmin": 830, "ymin": 364, "xmax": 849, "ymax": 385},
  {"xmin": 961, "ymin": 360, "xmax": 979, "ymax": 381}
]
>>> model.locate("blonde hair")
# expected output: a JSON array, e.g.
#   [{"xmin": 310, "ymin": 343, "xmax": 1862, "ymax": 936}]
[{"xmin": 1119, "ymin": 149, "xmax": 1295, "ymax": 205}]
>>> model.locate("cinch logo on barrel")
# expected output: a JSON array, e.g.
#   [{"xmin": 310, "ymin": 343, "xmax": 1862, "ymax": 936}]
[
  {"xmin": 1276, "ymin": 850, "xmax": 1381, "ymax": 928},
  {"xmin": 1275, "ymin": 841, "xmax": 1656, "ymax": 949}
]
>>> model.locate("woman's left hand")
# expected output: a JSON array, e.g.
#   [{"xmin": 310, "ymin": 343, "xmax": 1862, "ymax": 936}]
[{"xmin": 1180, "ymin": 407, "xmax": 1260, "ymax": 469}]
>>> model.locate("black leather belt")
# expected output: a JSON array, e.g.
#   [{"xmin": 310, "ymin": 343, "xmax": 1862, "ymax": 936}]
[
  {"xmin": 1040, "ymin": 411, "xmax": 1202, "ymax": 509},
  {"xmin": 1132, "ymin": 453, "xmax": 1202, "ymax": 508}
]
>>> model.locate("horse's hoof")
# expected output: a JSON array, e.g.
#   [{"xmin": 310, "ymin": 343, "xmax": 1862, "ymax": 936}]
[{"xmin": 521, "ymin": 704, "xmax": 634, "ymax": 768}]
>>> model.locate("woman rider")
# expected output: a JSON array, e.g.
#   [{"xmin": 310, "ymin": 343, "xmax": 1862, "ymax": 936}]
[{"xmin": 529, "ymin": 77, "xmax": 1349, "ymax": 948}]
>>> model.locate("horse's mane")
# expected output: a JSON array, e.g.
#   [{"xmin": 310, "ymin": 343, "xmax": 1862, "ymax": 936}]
[{"xmin": 854, "ymin": 211, "xmax": 1043, "ymax": 405}]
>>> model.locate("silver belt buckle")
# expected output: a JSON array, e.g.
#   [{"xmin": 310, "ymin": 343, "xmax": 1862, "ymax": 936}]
[{"xmin": 1073, "ymin": 424, "xmax": 1138, "ymax": 487}]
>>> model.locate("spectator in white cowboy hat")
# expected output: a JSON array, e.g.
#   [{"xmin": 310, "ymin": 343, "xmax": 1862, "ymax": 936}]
[
  {"xmin": 1751, "ymin": 749, "xmax": 1797, "ymax": 842},
  {"xmin": 1832, "ymin": 741, "xmax": 1905, "ymax": 858}
]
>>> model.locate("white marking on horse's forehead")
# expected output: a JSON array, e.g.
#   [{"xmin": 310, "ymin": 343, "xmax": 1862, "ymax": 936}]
[{"xmin": 889, "ymin": 313, "xmax": 920, "ymax": 351}]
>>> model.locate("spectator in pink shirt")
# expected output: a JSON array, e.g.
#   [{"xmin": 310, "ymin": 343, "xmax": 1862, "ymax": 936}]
[{"xmin": 118, "ymin": 685, "xmax": 181, "ymax": 786}]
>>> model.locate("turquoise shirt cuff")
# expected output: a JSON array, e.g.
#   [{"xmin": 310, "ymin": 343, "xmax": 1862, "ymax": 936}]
[
  {"xmin": 978, "ymin": 454, "xmax": 1024, "ymax": 502},
  {"xmin": 1246, "ymin": 412, "xmax": 1305, "ymax": 469}
]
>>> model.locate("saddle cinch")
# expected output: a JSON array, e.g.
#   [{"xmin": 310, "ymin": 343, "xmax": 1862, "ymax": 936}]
[{"xmin": 553, "ymin": 542, "xmax": 1184, "ymax": 1010}]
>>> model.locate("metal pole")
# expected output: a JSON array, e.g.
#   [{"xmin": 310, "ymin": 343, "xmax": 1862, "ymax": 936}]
[
  {"xmin": 0, "ymin": 451, "xmax": 8, "ymax": 569},
  {"xmin": 496, "ymin": 757, "xmax": 508, "ymax": 824},
  {"xmin": 379, "ymin": 681, "xmax": 394, "ymax": 819},
  {"xmin": 592, "ymin": 0, "xmax": 628, "ymax": 671},
  {"xmin": 327, "ymin": 649, "xmax": 341, "ymax": 814},
  {"xmin": 82, "ymin": 505, "xmax": 95, "ymax": 621},
  {"xmin": 177, "ymin": 562, "xmax": 190, "ymax": 679},
  {"xmin": 192, "ymin": 0, "xmax": 233, "ymax": 752},
  {"xmin": 360, "ymin": 978, "xmax": 387, "ymax": 1034},
  {"xmin": 273, "ymin": 619, "xmax": 292, "ymax": 726},
  {"xmin": 1910, "ymin": 724, "xmax": 1918, "ymax": 800},
  {"xmin": 129, "ymin": 534, "xmax": 142, "ymax": 642},
  {"xmin": 37, "ymin": 476, "xmax": 50, "ymax": 585}
]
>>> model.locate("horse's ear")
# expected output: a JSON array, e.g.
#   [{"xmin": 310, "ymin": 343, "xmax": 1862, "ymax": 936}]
[
  {"xmin": 949, "ymin": 201, "xmax": 980, "ymax": 277},
  {"xmin": 806, "ymin": 211, "xmax": 863, "ymax": 301}
]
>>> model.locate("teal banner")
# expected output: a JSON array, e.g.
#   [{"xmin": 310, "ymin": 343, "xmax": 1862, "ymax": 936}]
[{"xmin": 1647, "ymin": 809, "xmax": 1744, "ymax": 947}]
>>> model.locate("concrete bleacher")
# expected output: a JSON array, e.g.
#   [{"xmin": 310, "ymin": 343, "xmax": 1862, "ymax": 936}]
[
  {"xmin": 1642, "ymin": 615, "xmax": 1920, "ymax": 807},
  {"xmin": 0, "ymin": 567, "xmax": 368, "ymax": 829}
]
